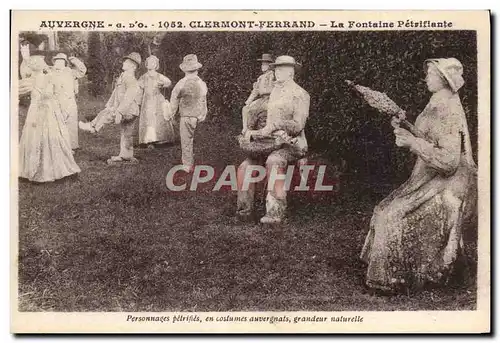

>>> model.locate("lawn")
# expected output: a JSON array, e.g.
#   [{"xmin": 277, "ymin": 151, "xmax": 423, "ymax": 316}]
[{"xmin": 16, "ymin": 92, "xmax": 477, "ymax": 312}]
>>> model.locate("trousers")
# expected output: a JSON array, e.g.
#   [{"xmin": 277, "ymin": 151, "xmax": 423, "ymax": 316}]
[
  {"xmin": 91, "ymin": 108, "xmax": 137, "ymax": 159},
  {"xmin": 236, "ymin": 148, "xmax": 303, "ymax": 219},
  {"xmin": 179, "ymin": 117, "xmax": 199, "ymax": 167}
]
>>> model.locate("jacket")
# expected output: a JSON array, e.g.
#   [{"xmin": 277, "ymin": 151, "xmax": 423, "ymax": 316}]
[
  {"xmin": 170, "ymin": 74, "xmax": 208, "ymax": 120},
  {"xmin": 106, "ymin": 70, "xmax": 141, "ymax": 117}
]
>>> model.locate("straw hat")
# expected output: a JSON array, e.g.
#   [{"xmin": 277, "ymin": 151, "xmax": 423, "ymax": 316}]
[
  {"xmin": 179, "ymin": 54, "xmax": 202, "ymax": 72},
  {"xmin": 257, "ymin": 53, "xmax": 274, "ymax": 63},
  {"xmin": 425, "ymin": 58, "xmax": 465, "ymax": 93},
  {"xmin": 52, "ymin": 52, "xmax": 69, "ymax": 65},
  {"xmin": 123, "ymin": 52, "xmax": 142, "ymax": 67},
  {"xmin": 270, "ymin": 55, "xmax": 301, "ymax": 68}
]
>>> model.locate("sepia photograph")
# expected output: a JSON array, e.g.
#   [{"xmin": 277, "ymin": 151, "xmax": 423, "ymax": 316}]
[{"xmin": 10, "ymin": 10, "xmax": 490, "ymax": 333}]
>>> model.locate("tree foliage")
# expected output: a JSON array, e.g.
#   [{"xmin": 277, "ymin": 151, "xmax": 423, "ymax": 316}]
[
  {"xmin": 86, "ymin": 32, "xmax": 106, "ymax": 96},
  {"xmin": 57, "ymin": 32, "xmax": 88, "ymax": 58}
]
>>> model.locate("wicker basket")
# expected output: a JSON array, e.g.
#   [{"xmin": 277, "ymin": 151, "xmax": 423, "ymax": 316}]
[{"xmin": 238, "ymin": 135, "xmax": 283, "ymax": 158}]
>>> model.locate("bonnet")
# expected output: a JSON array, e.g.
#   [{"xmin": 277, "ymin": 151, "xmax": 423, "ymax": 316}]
[{"xmin": 425, "ymin": 58, "xmax": 465, "ymax": 93}]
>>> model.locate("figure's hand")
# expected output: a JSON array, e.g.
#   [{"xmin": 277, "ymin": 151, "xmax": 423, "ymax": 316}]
[
  {"xmin": 163, "ymin": 112, "xmax": 172, "ymax": 121},
  {"xmin": 394, "ymin": 127, "xmax": 415, "ymax": 148},
  {"xmin": 391, "ymin": 110, "xmax": 407, "ymax": 128},
  {"xmin": 397, "ymin": 110, "xmax": 406, "ymax": 120},
  {"xmin": 244, "ymin": 129, "xmax": 257, "ymax": 141},
  {"xmin": 122, "ymin": 113, "xmax": 134, "ymax": 122},
  {"xmin": 260, "ymin": 125, "xmax": 274, "ymax": 137},
  {"xmin": 274, "ymin": 136, "xmax": 287, "ymax": 147},
  {"xmin": 391, "ymin": 116, "xmax": 401, "ymax": 128}
]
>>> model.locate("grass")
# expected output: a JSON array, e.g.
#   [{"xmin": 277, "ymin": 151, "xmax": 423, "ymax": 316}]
[{"xmin": 17, "ymin": 93, "xmax": 477, "ymax": 312}]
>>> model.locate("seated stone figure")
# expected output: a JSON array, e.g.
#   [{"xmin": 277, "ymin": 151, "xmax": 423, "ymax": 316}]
[
  {"xmin": 236, "ymin": 55, "xmax": 310, "ymax": 224},
  {"xmin": 241, "ymin": 53, "xmax": 275, "ymax": 134}
]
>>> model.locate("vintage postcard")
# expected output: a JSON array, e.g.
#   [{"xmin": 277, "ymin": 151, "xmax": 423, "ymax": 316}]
[{"xmin": 10, "ymin": 10, "xmax": 490, "ymax": 333}]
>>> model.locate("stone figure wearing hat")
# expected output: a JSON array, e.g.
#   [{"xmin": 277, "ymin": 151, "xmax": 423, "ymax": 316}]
[
  {"xmin": 79, "ymin": 52, "xmax": 144, "ymax": 164},
  {"xmin": 241, "ymin": 53, "xmax": 275, "ymax": 134},
  {"xmin": 360, "ymin": 58, "xmax": 477, "ymax": 293},
  {"xmin": 137, "ymin": 55, "xmax": 176, "ymax": 148},
  {"xmin": 50, "ymin": 52, "xmax": 87, "ymax": 151},
  {"xmin": 236, "ymin": 56, "xmax": 310, "ymax": 224},
  {"xmin": 169, "ymin": 54, "xmax": 208, "ymax": 172},
  {"xmin": 18, "ymin": 55, "xmax": 81, "ymax": 182}
]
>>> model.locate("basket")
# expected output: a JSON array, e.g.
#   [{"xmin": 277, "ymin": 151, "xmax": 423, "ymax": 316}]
[{"xmin": 238, "ymin": 135, "xmax": 283, "ymax": 158}]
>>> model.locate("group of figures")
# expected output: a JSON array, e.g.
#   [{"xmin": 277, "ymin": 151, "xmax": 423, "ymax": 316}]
[
  {"xmin": 78, "ymin": 52, "xmax": 207, "ymax": 169},
  {"xmin": 19, "ymin": 47, "xmax": 208, "ymax": 179},
  {"xmin": 17, "ymin": 42, "xmax": 477, "ymax": 294}
]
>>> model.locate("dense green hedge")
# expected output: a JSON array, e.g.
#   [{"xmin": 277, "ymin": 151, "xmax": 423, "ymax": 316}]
[{"xmin": 87, "ymin": 31, "xmax": 477, "ymax": 182}]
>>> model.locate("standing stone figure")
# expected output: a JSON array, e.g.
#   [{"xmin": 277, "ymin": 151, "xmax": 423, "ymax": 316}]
[
  {"xmin": 138, "ymin": 55, "xmax": 176, "ymax": 148},
  {"xmin": 78, "ymin": 52, "xmax": 143, "ymax": 164},
  {"xmin": 50, "ymin": 52, "xmax": 87, "ymax": 151},
  {"xmin": 169, "ymin": 54, "xmax": 208, "ymax": 173}
]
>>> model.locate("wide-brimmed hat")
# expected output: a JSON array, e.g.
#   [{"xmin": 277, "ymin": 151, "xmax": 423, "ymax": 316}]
[
  {"xmin": 257, "ymin": 53, "xmax": 274, "ymax": 63},
  {"xmin": 270, "ymin": 55, "xmax": 301, "ymax": 68},
  {"xmin": 123, "ymin": 52, "xmax": 142, "ymax": 67},
  {"xmin": 425, "ymin": 58, "xmax": 464, "ymax": 93},
  {"xmin": 180, "ymin": 54, "xmax": 202, "ymax": 72},
  {"xmin": 52, "ymin": 52, "xmax": 69, "ymax": 64}
]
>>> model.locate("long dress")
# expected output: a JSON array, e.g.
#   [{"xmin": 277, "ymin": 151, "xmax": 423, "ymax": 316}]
[
  {"xmin": 360, "ymin": 89, "xmax": 477, "ymax": 292},
  {"xmin": 138, "ymin": 71, "xmax": 177, "ymax": 145},
  {"xmin": 19, "ymin": 72, "xmax": 81, "ymax": 182}
]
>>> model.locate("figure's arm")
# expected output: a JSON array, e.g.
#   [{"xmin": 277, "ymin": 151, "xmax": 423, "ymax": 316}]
[
  {"xmin": 105, "ymin": 92, "xmax": 114, "ymax": 110},
  {"xmin": 245, "ymin": 80, "xmax": 259, "ymax": 105},
  {"xmin": 136, "ymin": 75, "xmax": 145, "ymax": 107},
  {"xmin": 105, "ymin": 86, "xmax": 117, "ymax": 110},
  {"xmin": 69, "ymin": 57, "xmax": 87, "ymax": 79},
  {"xmin": 197, "ymin": 81, "xmax": 208, "ymax": 122},
  {"xmin": 19, "ymin": 44, "xmax": 33, "ymax": 79},
  {"xmin": 137, "ymin": 74, "xmax": 145, "ymax": 90},
  {"xmin": 169, "ymin": 80, "xmax": 183, "ymax": 116},
  {"xmin": 158, "ymin": 74, "xmax": 172, "ymax": 88},
  {"xmin": 257, "ymin": 71, "xmax": 274, "ymax": 96},
  {"xmin": 408, "ymin": 115, "xmax": 461, "ymax": 175}
]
